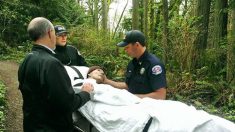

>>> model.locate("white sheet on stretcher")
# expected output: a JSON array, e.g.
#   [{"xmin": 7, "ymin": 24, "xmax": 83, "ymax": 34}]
[{"xmin": 65, "ymin": 66, "xmax": 235, "ymax": 132}]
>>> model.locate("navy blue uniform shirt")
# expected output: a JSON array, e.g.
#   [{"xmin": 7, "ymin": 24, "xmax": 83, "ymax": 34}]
[{"xmin": 125, "ymin": 50, "xmax": 167, "ymax": 94}]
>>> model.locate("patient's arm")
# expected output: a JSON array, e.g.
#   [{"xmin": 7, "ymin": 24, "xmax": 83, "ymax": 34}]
[
  {"xmin": 88, "ymin": 68, "xmax": 128, "ymax": 89},
  {"xmin": 103, "ymin": 78, "xmax": 128, "ymax": 89}
]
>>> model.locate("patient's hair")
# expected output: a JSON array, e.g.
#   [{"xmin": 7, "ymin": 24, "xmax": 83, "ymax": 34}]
[{"xmin": 87, "ymin": 66, "xmax": 103, "ymax": 77}]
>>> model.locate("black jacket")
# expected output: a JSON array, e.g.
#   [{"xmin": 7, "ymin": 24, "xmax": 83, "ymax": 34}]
[
  {"xmin": 54, "ymin": 44, "xmax": 87, "ymax": 66},
  {"xmin": 18, "ymin": 45, "xmax": 90, "ymax": 132}
]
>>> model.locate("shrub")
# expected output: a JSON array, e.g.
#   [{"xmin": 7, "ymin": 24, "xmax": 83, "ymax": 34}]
[{"xmin": 0, "ymin": 81, "xmax": 6, "ymax": 130}]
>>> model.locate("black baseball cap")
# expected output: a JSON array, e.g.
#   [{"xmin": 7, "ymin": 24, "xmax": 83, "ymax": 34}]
[
  {"xmin": 117, "ymin": 30, "xmax": 145, "ymax": 47},
  {"xmin": 54, "ymin": 25, "xmax": 68, "ymax": 35}
]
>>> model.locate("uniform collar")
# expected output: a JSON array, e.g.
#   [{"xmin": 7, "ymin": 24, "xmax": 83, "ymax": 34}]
[
  {"xmin": 133, "ymin": 50, "xmax": 148, "ymax": 65},
  {"xmin": 32, "ymin": 44, "xmax": 56, "ymax": 54},
  {"xmin": 55, "ymin": 44, "xmax": 67, "ymax": 51}
]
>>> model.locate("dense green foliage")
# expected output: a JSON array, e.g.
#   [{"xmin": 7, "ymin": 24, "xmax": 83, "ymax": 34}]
[
  {"xmin": 0, "ymin": 0, "xmax": 86, "ymax": 45},
  {"xmin": 68, "ymin": 25, "xmax": 131, "ymax": 80}
]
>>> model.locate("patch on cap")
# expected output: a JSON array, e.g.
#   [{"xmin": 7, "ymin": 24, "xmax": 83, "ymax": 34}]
[
  {"xmin": 152, "ymin": 65, "xmax": 162, "ymax": 75},
  {"xmin": 54, "ymin": 25, "xmax": 68, "ymax": 35}
]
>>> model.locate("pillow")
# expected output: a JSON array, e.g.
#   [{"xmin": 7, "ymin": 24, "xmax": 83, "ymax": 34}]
[{"xmin": 64, "ymin": 66, "xmax": 89, "ymax": 93}]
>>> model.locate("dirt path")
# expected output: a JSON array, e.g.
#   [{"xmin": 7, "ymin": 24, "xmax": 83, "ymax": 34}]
[{"xmin": 0, "ymin": 61, "xmax": 23, "ymax": 132}]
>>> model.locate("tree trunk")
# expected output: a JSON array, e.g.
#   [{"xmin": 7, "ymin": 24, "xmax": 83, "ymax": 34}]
[
  {"xmin": 162, "ymin": 0, "xmax": 169, "ymax": 64},
  {"xmin": 149, "ymin": 0, "xmax": 156, "ymax": 51},
  {"xmin": 182, "ymin": 0, "xmax": 188, "ymax": 16},
  {"xmin": 132, "ymin": 0, "xmax": 140, "ymax": 30},
  {"xmin": 102, "ymin": 0, "xmax": 108, "ymax": 31},
  {"xmin": 212, "ymin": 0, "xmax": 228, "ymax": 48},
  {"xmin": 113, "ymin": 0, "xmax": 129, "ymax": 38},
  {"xmin": 140, "ymin": 0, "xmax": 144, "ymax": 31},
  {"xmin": 94, "ymin": 0, "xmax": 99, "ymax": 30},
  {"xmin": 143, "ymin": 0, "xmax": 149, "ymax": 47},
  {"xmin": 149, "ymin": 0, "xmax": 155, "ymax": 40},
  {"xmin": 193, "ymin": 0, "xmax": 211, "ymax": 69},
  {"xmin": 227, "ymin": 0, "xmax": 235, "ymax": 84},
  {"xmin": 155, "ymin": 3, "xmax": 161, "ymax": 40},
  {"xmin": 87, "ymin": 0, "xmax": 94, "ymax": 25}
]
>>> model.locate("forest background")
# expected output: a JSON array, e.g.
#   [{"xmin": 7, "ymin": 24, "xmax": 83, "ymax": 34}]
[{"xmin": 0, "ymin": 0, "xmax": 235, "ymax": 127}]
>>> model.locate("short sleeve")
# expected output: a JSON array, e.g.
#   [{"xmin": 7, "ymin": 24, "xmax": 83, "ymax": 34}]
[{"xmin": 149, "ymin": 64, "xmax": 167, "ymax": 90}]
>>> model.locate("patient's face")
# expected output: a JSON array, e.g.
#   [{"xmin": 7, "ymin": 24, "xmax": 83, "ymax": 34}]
[{"xmin": 88, "ymin": 69, "xmax": 105, "ymax": 83}]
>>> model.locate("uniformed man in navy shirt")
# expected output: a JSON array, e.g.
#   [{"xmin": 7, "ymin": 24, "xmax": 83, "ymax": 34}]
[{"xmin": 104, "ymin": 30, "xmax": 167, "ymax": 100}]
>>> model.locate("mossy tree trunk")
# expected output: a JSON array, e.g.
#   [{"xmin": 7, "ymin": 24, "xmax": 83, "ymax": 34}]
[
  {"xmin": 162, "ymin": 0, "xmax": 169, "ymax": 64},
  {"xmin": 193, "ymin": 0, "xmax": 212, "ymax": 69},
  {"xmin": 227, "ymin": 0, "xmax": 235, "ymax": 85},
  {"xmin": 132, "ymin": 0, "xmax": 140, "ymax": 30},
  {"xmin": 102, "ymin": 0, "xmax": 108, "ymax": 32},
  {"xmin": 143, "ymin": 0, "xmax": 149, "ymax": 47}
]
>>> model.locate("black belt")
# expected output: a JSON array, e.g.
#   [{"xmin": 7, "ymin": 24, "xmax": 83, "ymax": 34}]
[{"xmin": 143, "ymin": 117, "xmax": 153, "ymax": 132}]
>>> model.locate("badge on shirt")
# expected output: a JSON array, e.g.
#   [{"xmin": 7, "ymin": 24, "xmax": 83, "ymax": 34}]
[
  {"xmin": 152, "ymin": 65, "xmax": 162, "ymax": 75},
  {"xmin": 140, "ymin": 67, "xmax": 145, "ymax": 75}
]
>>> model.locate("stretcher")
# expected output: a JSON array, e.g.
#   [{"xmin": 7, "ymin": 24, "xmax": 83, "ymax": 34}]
[{"xmin": 65, "ymin": 66, "xmax": 235, "ymax": 132}]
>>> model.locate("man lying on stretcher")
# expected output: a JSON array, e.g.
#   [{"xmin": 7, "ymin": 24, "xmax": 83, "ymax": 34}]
[{"xmin": 65, "ymin": 66, "xmax": 235, "ymax": 132}]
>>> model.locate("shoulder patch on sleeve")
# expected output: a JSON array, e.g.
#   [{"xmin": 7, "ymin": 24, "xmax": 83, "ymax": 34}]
[
  {"xmin": 77, "ymin": 50, "xmax": 81, "ymax": 55},
  {"xmin": 152, "ymin": 65, "xmax": 162, "ymax": 75}
]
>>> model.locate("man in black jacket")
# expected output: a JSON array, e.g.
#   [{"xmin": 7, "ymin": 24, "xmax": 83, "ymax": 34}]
[
  {"xmin": 54, "ymin": 25, "xmax": 87, "ymax": 66},
  {"xmin": 54, "ymin": 25, "xmax": 99, "ymax": 132},
  {"xmin": 18, "ymin": 17, "xmax": 93, "ymax": 132}
]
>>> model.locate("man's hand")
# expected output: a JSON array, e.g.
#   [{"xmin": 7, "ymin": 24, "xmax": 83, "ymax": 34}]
[
  {"xmin": 96, "ymin": 70, "xmax": 105, "ymax": 83},
  {"xmin": 81, "ymin": 83, "xmax": 94, "ymax": 93},
  {"xmin": 102, "ymin": 73, "xmax": 110, "ymax": 84}
]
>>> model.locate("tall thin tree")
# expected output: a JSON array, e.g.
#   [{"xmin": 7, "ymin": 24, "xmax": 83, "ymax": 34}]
[
  {"xmin": 212, "ymin": 0, "xmax": 228, "ymax": 48},
  {"xmin": 149, "ymin": 0, "xmax": 155, "ymax": 41},
  {"xmin": 112, "ymin": 0, "xmax": 129, "ymax": 38},
  {"xmin": 132, "ymin": 0, "xmax": 140, "ymax": 29},
  {"xmin": 162, "ymin": 0, "xmax": 169, "ymax": 64},
  {"xmin": 102, "ymin": 0, "xmax": 108, "ymax": 31},
  {"xmin": 193, "ymin": 0, "xmax": 212, "ymax": 69},
  {"xmin": 94, "ymin": 0, "xmax": 99, "ymax": 30},
  {"xmin": 227, "ymin": 0, "xmax": 235, "ymax": 84},
  {"xmin": 143, "ymin": 0, "xmax": 149, "ymax": 47}
]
